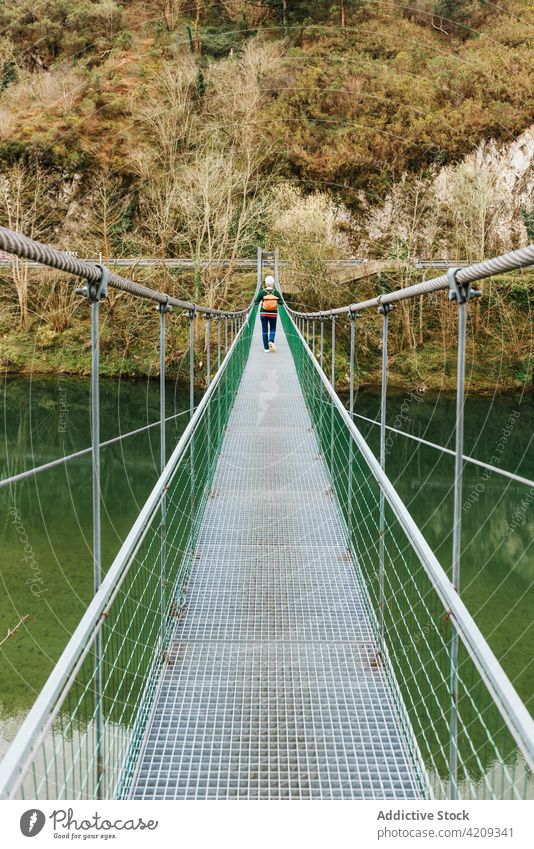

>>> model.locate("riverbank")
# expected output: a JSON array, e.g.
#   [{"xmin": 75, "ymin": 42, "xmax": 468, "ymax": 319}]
[
  {"xmin": 0, "ymin": 321, "xmax": 532, "ymax": 394},
  {"xmin": 1, "ymin": 268, "xmax": 532, "ymax": 393}
]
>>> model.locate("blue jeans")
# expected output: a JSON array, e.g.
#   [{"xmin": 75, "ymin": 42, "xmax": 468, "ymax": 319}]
[{"xmin": 260, "ymin": 315, "xmax": 277, "ymax": 349}]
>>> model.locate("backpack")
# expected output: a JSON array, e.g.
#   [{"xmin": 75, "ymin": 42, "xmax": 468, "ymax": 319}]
[{"xmin": 262, "ymin": 292, "xmax": 279, "ymax": 311}]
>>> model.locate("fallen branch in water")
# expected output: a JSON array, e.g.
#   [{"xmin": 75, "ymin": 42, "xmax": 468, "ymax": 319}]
[{"xmin": 0, "ymin": 615, "xmax": 31, "ymax": 648}]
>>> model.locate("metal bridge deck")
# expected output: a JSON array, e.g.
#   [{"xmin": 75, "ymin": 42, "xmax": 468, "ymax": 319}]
[{"xmin": 129, "ymin": 317, "xmax": 425, "ymax": 800}]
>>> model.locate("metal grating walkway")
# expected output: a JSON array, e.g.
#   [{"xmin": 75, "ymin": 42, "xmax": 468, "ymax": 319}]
[{"xmin": 129, "ymin": 316, "xmax": 425, "ymax": 800}]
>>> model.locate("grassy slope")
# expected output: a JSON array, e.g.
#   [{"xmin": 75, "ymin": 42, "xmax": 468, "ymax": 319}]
[{"xmin": 2, "ymin": 3, "xmax": 533, "ymax": 194}]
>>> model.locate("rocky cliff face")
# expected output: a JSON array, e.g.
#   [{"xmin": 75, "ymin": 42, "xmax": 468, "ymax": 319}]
[
  {"xmin": 360, "ymin": 125, "xmax": 534, "ymax": 258},
  {"xmin": 433, "ymin": 125, "xmax": 534, "ymax": 249}
]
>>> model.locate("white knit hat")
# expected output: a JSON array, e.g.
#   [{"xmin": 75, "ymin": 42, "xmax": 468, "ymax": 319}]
[{"xmin": 265, "ymin": 275, "xmax": 275, "ymax": 289}]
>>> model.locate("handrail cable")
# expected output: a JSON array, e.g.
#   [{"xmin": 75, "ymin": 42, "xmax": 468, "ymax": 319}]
[
  {"xmin": 287, "ymin": 243, "xmax": 534, "ymax": 317},
  {"xmin": 0, "ymin": 227, "xmax": 250, "ymax": 317},
  {"xmin": 287, "ymin": 313, "xmax": 534, "ymax": 772},
  {"xmin": 0, "ymin": 409, "xmax": 191, "ymax": 489},
  {"xmin": 350, "ymin": 411, "xmax": 534, "ymax": 489},
  {"xmin": 0, "ymin": 312, "xmax": 253, "ymax": 800}
]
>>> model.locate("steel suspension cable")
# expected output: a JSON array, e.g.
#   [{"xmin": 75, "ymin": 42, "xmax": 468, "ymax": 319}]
[
  {"xmin": 0, "ymin": 227, "xmax": 249, "ymax": 317},
  {"xmin": 287, "ymin": 243, "xmax": 534, "ymax": 317}
]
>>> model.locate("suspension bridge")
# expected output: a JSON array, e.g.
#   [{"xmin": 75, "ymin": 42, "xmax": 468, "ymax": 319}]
[{"xmin": 0, "ymin": 228, "xmax": 533, "ymax": 800}]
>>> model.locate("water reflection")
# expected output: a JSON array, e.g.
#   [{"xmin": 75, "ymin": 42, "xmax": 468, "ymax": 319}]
[
  {"xmin": 0, "ymin": 376, "xmax": 190, "ymax": 749},
  {"xmin": 350, "ymin": 389, "xmax": 534, "ymax": 710}
]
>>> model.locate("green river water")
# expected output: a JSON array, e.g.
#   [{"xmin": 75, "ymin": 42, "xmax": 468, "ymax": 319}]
[{"xmin": 0, "ymin": 376, "xmax": 532, "ymax": 765}]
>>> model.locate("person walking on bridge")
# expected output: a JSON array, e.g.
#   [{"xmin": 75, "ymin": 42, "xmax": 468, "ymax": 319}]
[{"xmin": 255, "ymin": 275, "xmax": 282, "ymax": 352}]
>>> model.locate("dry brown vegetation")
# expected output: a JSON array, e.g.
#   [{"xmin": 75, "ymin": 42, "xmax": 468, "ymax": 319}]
[{"xmin": 0, "ymin": 1, "xmax": 532, "ymax": 388}]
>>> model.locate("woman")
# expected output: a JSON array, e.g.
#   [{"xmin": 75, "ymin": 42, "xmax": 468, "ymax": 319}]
[{"xmin": 254, "ymin": 275, "xmax": 283, "ymax": 352}]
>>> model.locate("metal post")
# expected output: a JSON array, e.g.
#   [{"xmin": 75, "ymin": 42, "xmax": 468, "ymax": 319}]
[
  {"xmin": 217, "ymin": 315, "xmax": 222, "ymax": 450},
  {"xmin": 320, "ymin": 317, "xmax": 324, "ymax": 372},
  {"xmin": 349, "ymin": 311, "xmax": 356, "ymax": 417},
  {"xmin": 274, "ymin": 247, "xmax": 279, "ymax": 289},
  {"xmin": 447, "ymin": 269, "xmax": 478, "ymax": 800},
  {"xmin": 312, "ymin": 320, "xmax": 316, "ymax": 358},
  {"xmin": 225, "ymin": 317, "xmax": 228, "ymax": 353},
  {"xmin": 90, "ymin": 302, "xmax": 101, "ymax": 612},
  {"xmin": 83, "ymin": 264, "xmax": 108, "ymax": 799},
  {"xmin": 257, "ymin": 246, "xmax": 263, "ymax": 292},
  {"xmin": 378, "ymin": 301, "xmax": 392, "ymax": 654},
  {"xmin": 205, "ymin": 312, "xmax": 212, "ymax": 478},
  {"xmin": 189, "ymin": 309, "xmax": 195, "ymax": 418},
  {"xmin": 159, "ymin": 300, "xmax": 170, "ymax": 652},
  {"xmin": 91, "ymin": 298, "xmax": 104, "ymax": 799},
  {"xmin": 330, "ymin": 315, "xmax": 336, "ymax": 473},
  {"xmin": 206, "ymin": 313, "xmax": 211, "ymax": 387},
  {"xmin": 188, "ymin": 308, "xmax": 196, "ymax": 558},
  {"xmin": 348, "ymin": 311, "xmax": 356, "ymax": 542},
  {"xmin": 331, "ymin": 314, "xmax": 336, "ymax": 387}
]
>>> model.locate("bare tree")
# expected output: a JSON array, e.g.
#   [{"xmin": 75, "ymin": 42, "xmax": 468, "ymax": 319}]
[
  {"xmin": 156, "ymin": 0, "xmax": 184, "ymax": 31},
  {"xmin": 175, "ymin": 147, "xmax": 274, "ymax": 306},
  {"xmin": 135, "ymin": 62, "xmax": 197, "ymax": 175},
  {"xmin": 221, "ymin": 1, "xmax": 272, "ymax": 26},
  {"xmin": 0, "ymin": 163, "xmax": 51, "ymax": 327},
  {"xmin": 87, "ymin": 175, "xmax": 131, "ymax": 265},
  {"xmin": 30, "ymin": 271, "xmax": 81, "ymax": 332},
  {"xmin": 133, "ymin": 45, "xmax": 278, "ymax": 306},
  {"xmin": 205, "ymin": 40, "xmax": 280, "ymax": 156},
  {"xmin": 268, "ymin": 184, "xmax": 354, "ymax": 310},
  {"xmin": 439, "ymin": 162, "xmax": 504, "ymax": 262}
]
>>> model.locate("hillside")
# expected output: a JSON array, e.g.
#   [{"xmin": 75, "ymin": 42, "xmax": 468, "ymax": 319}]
[{"xmin": 0, "ymin": 0, "xmax": 533, "ymax": 389}]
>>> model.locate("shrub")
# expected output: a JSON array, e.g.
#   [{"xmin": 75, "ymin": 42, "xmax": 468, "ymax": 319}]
[{"xmin": 0, "ymin": 0, "xmax": 125, "ymax": 69}]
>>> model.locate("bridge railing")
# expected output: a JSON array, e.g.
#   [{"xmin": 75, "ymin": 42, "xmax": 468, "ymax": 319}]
[
  {"xmin": 282, "ymin": 243, "xmax": 534, "ymax": 800},
  {"xmin": 0, "ymin": 307, "xmax": 256, "ymax": 800},
  {"xmin": 0, "ymin": 227, "xmax": 260, "ymax": 799}
]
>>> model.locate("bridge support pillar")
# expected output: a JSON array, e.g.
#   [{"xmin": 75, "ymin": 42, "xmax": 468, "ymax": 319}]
[{"xmin": 257, "ymin": 246, "xmax": 263, "ymax": 292}]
